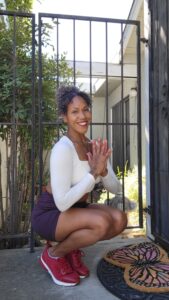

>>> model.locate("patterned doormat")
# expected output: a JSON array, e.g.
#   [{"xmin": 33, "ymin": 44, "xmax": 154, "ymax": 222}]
[{"xmin": 97, "ymin": 242, "xmax": 169, "ymax": 299}]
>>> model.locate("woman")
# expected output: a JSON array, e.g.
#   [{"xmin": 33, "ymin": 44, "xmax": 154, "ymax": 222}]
[{"xmin": 32, "ymin": 85, "xmax": 127, "ymax": 287}]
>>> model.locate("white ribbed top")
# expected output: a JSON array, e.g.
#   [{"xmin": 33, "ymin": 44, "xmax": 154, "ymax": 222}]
[{"xmin": 50, "ymin": 136, "xmax": 121, "ymax": 212}]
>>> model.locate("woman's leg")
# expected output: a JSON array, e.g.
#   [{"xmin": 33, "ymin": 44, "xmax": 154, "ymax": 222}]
[
  {"xmin": 88, "ymin": 203, "xmax": 128, "ymax": 240},
  {"xmin": 39, "ymin": 205, "xmax": 127, "ymax": 285},
  {"xmin": 49, "ymin": 205, "xmax": 127, "ymax": 257}
]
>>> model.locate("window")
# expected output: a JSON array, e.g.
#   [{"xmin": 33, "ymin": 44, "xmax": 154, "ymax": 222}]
[{"xmin": 112, "ymin": 96, "xmax": 130, "ymax": 173}]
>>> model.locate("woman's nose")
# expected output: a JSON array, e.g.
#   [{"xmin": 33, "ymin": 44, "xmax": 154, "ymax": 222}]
[{"xmin": 79, "ymin": 111, "xmax": 85, "ymax": 118}]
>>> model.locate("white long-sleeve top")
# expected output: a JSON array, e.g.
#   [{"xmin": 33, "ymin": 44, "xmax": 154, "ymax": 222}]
[{"xmin": 50, "ymin": 136, "xmax": 121, "ymax": 212}]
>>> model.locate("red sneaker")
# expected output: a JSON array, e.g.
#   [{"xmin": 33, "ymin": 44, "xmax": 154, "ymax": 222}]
[
  {"xmin": 40, "ymin": 246, "xmax": 80, "ymax": 286},
  {"xmin": 66, "ymin": 250, "xmax": 89, "ymax": 278}
]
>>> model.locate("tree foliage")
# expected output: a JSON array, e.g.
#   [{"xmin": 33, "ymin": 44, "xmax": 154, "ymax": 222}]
[
  {"xmin": 0, "ymin": 1, "xmax": 73, "ymax": 245},
  {"xmin": 5, "ymin": 0, "xmax": 33, "ymax": 12}
]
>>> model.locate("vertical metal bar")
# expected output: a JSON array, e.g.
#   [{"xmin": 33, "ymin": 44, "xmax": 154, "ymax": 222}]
[
  {"xmin": 105, "ymin": 22, "xmax": 109, "ymax": 142},
  {"xmin": 105, "ymin": 22, "xmax": 110, "ymax": 204},
  {"xmin": 56, "ymin": 18, "xmax": 60, "ymax": 140},
  {"xmin": 38, "ymin": 14, "xmax": 43, "ymax": 195},
  {"xmin": 89, "ymin": 20, "xmax": 93, "ymax": 203},
  {"xmin": 148, "ymin": 0, "xmax": 155, "ymax": 235},
  {"xmin": 121, "ymin": 22, "xmax": 125, "ymax": 211},
  {"xmin": 154, "ymin": 2, "xmax": 160, "ymax": 235},
  {"xmin": 147, "ymin": 0, "xmax": 160, "ymax": 236},
  {"xmin": 56, "ymin": 18, "xmax": 59, "ymax": 89},
  {"xmin": 73, "ymin": 19, "xmax": 76, "ymax": 85},
  {"xmin": 137, "ymin": 22, "xmax": 143, "ymax": 227},
  {"xmin": 89, "ymin": 20, "xmax": 93, "ymax": 140},
  {"xmin": 30, "ymin": 14, "xmax": 36, "ymax": 253},
  {"xmin": 11, "ymin": 14, "xmax": 17, "ymax": 234}
]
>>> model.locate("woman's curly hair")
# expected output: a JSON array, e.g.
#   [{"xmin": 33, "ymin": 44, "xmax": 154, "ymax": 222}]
[{"xmin": 57, "ymin": 85, "xmax": 92, "ymax": 115}]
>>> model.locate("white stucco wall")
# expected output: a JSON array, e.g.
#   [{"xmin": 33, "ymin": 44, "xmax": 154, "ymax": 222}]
[
  {"xmin": 90, "ymin": 77, "xmax": 141, "ymax": 170},
  {"xmin": 108, "ymin": 79, "xmax": 139, "ymax": 169}
]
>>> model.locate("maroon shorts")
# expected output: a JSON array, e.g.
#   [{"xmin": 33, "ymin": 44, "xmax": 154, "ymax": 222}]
[{"xmin": 31, "ymin": 191, "xmax": 89, "ymax": 241}]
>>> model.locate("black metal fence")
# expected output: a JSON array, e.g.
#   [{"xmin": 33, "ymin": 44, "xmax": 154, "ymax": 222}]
[
  {"xmin": 0, "ymin": 11, "xmax": 143, "ymax": 251},
  {"xmin": 0, "ymin": 10, "xmax": 35, "ymax": 249}
]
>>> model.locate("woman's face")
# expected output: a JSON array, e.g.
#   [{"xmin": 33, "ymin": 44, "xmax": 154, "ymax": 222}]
[{"xmin": 63, "ymin": 96, "xmax": 92, "ymax": 135}]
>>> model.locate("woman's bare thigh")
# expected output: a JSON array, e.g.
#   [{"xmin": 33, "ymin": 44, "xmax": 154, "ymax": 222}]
[
  {"xmin": 88, "ymin": 203, "xmax": 124, "ymax": 218},
  {"xmin": 55, "ymin": 207, "xmax": 110, "ymax": 241},
  {"xmin": 88, "ymin": 203, "xmax": 127, "ymax": 229}
]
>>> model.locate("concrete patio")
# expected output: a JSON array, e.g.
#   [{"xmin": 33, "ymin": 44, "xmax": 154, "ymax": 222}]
[{"xmin": 0, "ymin": 234, "xmax": 147, "ymax": 300}]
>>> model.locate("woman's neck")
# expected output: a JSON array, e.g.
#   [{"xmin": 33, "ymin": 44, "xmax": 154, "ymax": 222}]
[
  {"xmin": 66, "ymin": 131, "xmax": 91, "ymax": 160},
  {"xmin": 66, "ymin": 131, "xmax": 87, "ymax": 144}
]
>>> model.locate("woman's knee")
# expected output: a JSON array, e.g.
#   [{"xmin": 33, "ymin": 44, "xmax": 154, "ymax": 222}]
[
  {"xmin": 103, "ymin": 210, "xmax": 127, "ymax": 240},
  {"xmin": 94, "ymin": 213, "xmax": 112, "ymax": 239},
  {"xmin": 115, "ymin": 210, "xmax": 128, "ymax": 232}
]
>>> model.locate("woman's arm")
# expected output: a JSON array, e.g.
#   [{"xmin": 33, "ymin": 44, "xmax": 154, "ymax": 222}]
[
  {"xmin": 101, "ymin": 160, "xmax": 122, "ymax": 194},
  {"xmin": 50, "ymin": 142, "xmax": 95, "ymax": 212},
  {"xmin": 88, "ymin": 139, "xmax": 121, "ymax": 194}
]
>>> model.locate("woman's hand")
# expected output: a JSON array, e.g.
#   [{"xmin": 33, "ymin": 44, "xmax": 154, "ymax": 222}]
[
  {"xmin": 87, "ymin": 138, "xmax": 111, "ymax": 179},
  {"xmin": 77, "ymin": 193, "xmax": 89, "ymax": 203}
]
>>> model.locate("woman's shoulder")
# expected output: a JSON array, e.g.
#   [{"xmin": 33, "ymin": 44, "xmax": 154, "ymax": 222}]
[
  {"xmin": 50, "ymin": 136, "xmax": 74, "ymax": 165},
  {"xmin": 51, "ymin": 135, "xmax": 73, "ymax": 153}
]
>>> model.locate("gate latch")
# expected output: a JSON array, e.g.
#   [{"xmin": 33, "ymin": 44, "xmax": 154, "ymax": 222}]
[{"xmin": 143, "ymin": 205, "xmax": 152, "ymax": 215}]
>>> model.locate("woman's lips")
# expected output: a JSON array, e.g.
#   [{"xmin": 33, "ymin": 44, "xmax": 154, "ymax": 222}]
[{"xmin": 78, "ymin": 122, "xmax": 88, "ymax": 126}]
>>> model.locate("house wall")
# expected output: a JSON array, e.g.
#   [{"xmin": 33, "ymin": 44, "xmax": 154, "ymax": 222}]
[
  {"xmin": 90, "ymin": 96, "xmax": 105, "ymax": 139},
  {"xmin": 90, "ymin": 76, "xmax": 141, "ymax": 171},
  {"xmin": 91, "ymin": 56, "xmax": 147, "ymax": 173},
  {"xmin": 90, "ymin": 2, "xmax": 147, "ymax": 174},
  {"xmin": 109, "ymin": 80, "xmax": 138, "ymax": 169},
  {"xmin": 0, "ymin": 0, "xmax": 5, "ymax": 8}
]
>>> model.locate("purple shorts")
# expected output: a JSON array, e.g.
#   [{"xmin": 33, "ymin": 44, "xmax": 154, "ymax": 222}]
[{"xmin": 31, "ymin": 192, "xmax": 89, "ymax": 241}]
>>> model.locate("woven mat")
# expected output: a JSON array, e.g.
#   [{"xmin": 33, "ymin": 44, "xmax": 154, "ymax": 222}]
[{"xmin": 97, "ymin": 242, "xmax": 169, "ymax": 298}]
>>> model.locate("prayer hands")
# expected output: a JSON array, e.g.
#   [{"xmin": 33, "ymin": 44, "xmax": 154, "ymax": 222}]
[{"xmin": 87, "ymin": 138, "xmax": 112, "ymax": 179}]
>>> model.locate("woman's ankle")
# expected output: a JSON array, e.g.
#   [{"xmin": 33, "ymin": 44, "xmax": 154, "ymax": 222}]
[{"xmin": 48, "ymin": 246, "xmax": 65, "ymax": 258}]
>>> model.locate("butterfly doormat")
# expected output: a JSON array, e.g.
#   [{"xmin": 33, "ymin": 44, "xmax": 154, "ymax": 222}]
[{"xmin": 97, "ymin": 242, "xmax": 169, "ymax": 299}]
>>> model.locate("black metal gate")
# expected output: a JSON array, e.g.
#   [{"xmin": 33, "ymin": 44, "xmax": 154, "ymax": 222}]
[
  {"xmin": 149, "ymin": 0, "xmax": 169, "ymax": 250},
  {"xmin": 0, "ymin": 11, "xmax": 143, "ymax": 251},
  {"xmin": 0, "ymin": 10, "xmax": 35, "ymax": 249}
]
